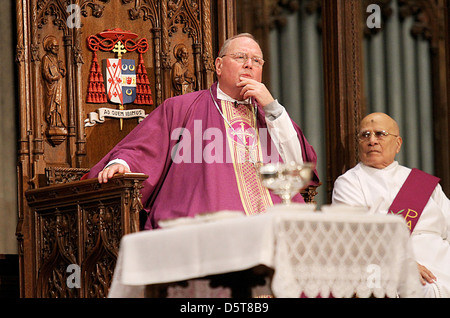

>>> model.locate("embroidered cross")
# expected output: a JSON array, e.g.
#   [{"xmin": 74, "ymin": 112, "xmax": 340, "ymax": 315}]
[{"xmin": 231, "ymin": 122, "xmax": 254, "ymax": 146}]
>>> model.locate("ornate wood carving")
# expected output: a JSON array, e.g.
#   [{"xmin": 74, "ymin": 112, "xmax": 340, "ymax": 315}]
[
  {"xmin": 25, "ymin": 174, "xmax": 148, "ymax": 298},
  {"xmin": 41, "ymin": 35, "xmax": 69, "ymax": 146},
  {"xmin": 17, "ymin": 0, "xmax": 230, "ymax": 297},
  {"xmin": 268, "ymin": 0, "xmax": 317, "ymax": 28},
  {"xmin": 45, "ymin": 167, "xmax": 90, "ymax": 185},
  {"xmin": 79, "ymin": 0, "xmax": 109, "ymax": 18},
  {"xmin": 171, "ymin": 43, "xmax": 196, "ymax": 95},
  {"xmin": 301, "ymin": 184, "xmax": 321, "ymax": 204},
  {"xmin": 162, "ymin": 0, "xmax": 210, "ymax": 100},
  {"xmin": 398, "ymin": 0, "xmax": 443, "ymax": 47},
  {"xmin": 125, "ymin": 0, "xmax": 159, "ymax": 24}
]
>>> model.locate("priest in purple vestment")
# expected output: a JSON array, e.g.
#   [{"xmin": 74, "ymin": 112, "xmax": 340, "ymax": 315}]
[{"xmin": 86, "ymin": 33, "xmax": 319, "ymax": 229}]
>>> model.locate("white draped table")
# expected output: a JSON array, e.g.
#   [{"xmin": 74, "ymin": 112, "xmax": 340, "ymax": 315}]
[{"xmin": 108, "ymin": 208, "xmax": 423, "ymax": 298}]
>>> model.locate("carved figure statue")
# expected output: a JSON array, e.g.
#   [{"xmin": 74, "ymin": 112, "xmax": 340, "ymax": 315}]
[
  {"xmin": 171, "ymin": 43, "xmax": 196, "ymax": 95},
  {"xmin": 41, "ymin": 35, "xmax": 67, "ymax": 146},
  {"xmin": 42, "ymin": 35, "xmax": 66, "ymax": 128}
]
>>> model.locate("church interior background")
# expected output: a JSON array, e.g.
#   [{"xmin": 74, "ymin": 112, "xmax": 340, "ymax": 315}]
[{"xmin": 0, "ymin": 0, "xmax": 449, "ymax": 298}]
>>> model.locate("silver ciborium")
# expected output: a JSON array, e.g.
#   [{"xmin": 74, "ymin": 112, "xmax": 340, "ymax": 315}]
[{"xmin": 259, "ymin": 161, "xmax": 315, "ymax": 208}]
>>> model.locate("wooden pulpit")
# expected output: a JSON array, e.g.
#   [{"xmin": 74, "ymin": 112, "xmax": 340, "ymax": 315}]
[{"xmin": 24, "ymin": 173, "xmax": 148, "ymax": 297}]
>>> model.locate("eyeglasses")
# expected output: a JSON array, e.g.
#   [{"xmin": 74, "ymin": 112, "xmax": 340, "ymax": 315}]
[
  {"xmin": 220, "ymin": 52, "xmax": 265, "ymax": 67},
  {"xmin": 358, "ymin": 130, "xmax": 399, "ymax": 141}
]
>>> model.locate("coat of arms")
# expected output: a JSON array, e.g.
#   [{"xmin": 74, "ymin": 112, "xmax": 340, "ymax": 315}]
[
  {"xmin": 104, "ymin": 58, "xmax": 136, "ymax": 105},
  {"xmin": 85, "ymin": 28, "xmax": 152, "ymax": 130}
]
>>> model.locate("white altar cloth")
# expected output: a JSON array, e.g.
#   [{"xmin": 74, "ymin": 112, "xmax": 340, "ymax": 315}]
[{"xmin": 108, "ymin": 208, "xmax": 423, "ymax": 298}]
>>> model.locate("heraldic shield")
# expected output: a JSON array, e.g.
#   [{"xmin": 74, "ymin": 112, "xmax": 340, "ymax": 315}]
[{"xmin": 103, "ymin": 58, "xmax": 137, "ymax": 105}]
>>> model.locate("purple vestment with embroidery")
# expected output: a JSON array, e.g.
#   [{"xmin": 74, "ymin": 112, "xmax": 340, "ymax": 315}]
[{"xmin": 87, "ymin": 83, "xmax": 319, "ymax": 229}]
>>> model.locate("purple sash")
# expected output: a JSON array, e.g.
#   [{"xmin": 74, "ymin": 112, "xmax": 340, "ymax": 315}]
[{"xmin": 388, "ymin": 168, "xmax": 440, "ymax": 233}]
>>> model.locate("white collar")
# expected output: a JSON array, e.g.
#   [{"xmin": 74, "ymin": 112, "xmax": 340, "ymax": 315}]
[
  {"xmin": 216, "ymin": 83, "xmax": 251, "ymax": 104},
  {"xmin": 360, "ymin": 160, "xmax": 399, "ymax": 172}
]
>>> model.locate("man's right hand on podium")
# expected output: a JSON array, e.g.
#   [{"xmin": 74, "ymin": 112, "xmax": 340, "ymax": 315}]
[{"xmin": 98, "ymin": 163, "xmax": 131, "ymax": 184}]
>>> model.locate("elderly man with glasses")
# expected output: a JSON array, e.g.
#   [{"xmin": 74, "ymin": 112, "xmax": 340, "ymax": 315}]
[
  {"xmin": 86, "ymin": 33, "xmax": 319, "ymax": 230},
  {"xmin": 332, "ymin": 112, "xmax": 450, "ymax": 297}
]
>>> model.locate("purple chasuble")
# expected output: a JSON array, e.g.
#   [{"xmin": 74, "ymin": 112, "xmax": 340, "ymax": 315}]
[{"xmin": 86, "ymin": 82, "xmax": 319, "ymax": 229}]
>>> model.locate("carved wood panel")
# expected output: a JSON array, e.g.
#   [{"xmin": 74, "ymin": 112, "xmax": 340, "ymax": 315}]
[
  {"xmin": 26, "ymin": 174, "xmax": 147, "ymax": 298},
  {"xmin": 15, "ymin": 0, "xmax": 216, "ymax": 187},
  {"xmin": 16, "ymin": 0, "xmax": 236, "ymax": 298}
]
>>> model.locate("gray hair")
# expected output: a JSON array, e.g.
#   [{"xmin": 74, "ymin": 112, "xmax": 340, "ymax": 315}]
[{"xmin": 218, "ymin": 33, "xmax": 262, "ymax": 58}]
